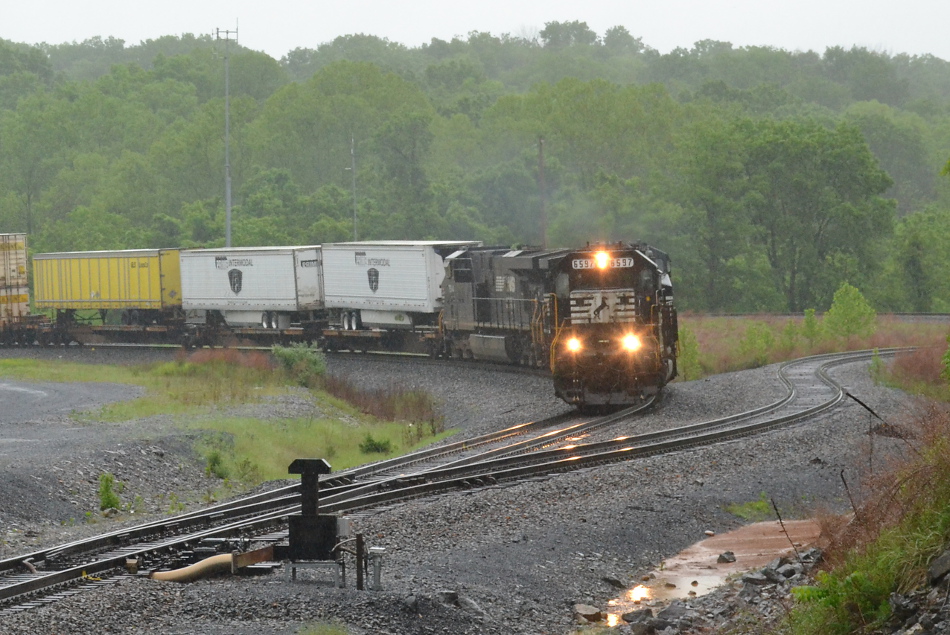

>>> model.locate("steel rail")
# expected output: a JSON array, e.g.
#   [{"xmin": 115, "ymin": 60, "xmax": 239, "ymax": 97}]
[{"xmin": 0, "ymin": 349, "xmax": 900, "ymax": 609}]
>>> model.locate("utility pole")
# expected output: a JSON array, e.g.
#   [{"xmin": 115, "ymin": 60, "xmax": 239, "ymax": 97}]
[
  {"xmin": 538, "ymin": 136, "xmax": 547, "ymax": 249},
  {"xmin": 350, "ymin": 136, "xmax": 358, "ymax": 241},
  {"xmin": 216, "ymin": 27, "xmax": 237, "ymax": 247}
]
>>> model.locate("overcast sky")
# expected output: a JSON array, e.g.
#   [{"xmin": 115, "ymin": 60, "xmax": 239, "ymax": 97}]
[{"xmin": 4, "ymin": 0, "xmax": 950, "ymax": 61}]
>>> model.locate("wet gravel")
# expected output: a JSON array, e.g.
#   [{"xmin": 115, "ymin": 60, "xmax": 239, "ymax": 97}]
[{"xmin": 0, "ymin": 347, "xmax": 914, "ymax": 634}]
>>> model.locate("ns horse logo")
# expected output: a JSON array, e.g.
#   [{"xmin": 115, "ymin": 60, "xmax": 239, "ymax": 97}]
[
  {"xmin": 228, "ymin": 269, "xmax": 242, "ymax": 294},
  {"xmin": 367, "ymin": 268, "xmax": 379, "ymax": 293}
]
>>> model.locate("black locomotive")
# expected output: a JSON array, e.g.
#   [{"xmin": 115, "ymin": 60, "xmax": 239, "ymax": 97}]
[{"xmin": 440, "ymin": 242, "xmax": 678, "ymax": 407}]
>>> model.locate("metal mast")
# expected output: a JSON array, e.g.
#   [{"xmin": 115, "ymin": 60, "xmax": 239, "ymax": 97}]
[
  {"xmin": 350, "ymin": 136, "xmax": 358, "ymax": 241},
  {"xmin": 216, "ymin": 27, "xmax": 237, "ymax": 247},
  {"xmin": 538, "ymin": 136, "xmax": 547, "ymax": 249}
]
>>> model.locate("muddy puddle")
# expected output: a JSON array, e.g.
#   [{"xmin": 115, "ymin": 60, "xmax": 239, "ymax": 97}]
[{"xmin": 605, "ymin": 520, "xmax": 821, "ymax": 625}]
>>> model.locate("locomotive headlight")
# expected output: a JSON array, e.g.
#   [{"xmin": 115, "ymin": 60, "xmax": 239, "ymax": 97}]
[
  {"xmin": 566, "ymin": 337, "xmax": 582, "ymax": 353},
  {"xmin": 621, "ymin": 333, "xmax": 642, "ymax": 352},
  {"xmin": 594, "ymin": 251, "xmax": 610, "ymax": 269}
]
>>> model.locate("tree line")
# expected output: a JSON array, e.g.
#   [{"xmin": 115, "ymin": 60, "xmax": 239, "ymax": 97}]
[{"xmin": 2, "ymin": 23, "xmax": 950, "ymax": 313}]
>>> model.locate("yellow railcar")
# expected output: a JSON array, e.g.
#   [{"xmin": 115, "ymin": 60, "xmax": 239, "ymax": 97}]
[{"xmin": 33, "ymin": 249, "xmax": 182, "ymax": 321}]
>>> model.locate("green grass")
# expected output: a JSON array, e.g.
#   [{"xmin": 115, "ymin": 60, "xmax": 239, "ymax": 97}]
[
  {"xmin": 0, "ymin": 349, "xmax": 451, "ymax": 488},
  {"xmin": 0, "ymin": 358, "xmax": 139, "ymax": 384},
  {"xmin": 183, "ymin": 409, "xmax": 453, "ymax": 482},
  {"xmin": 297, "ymin": 623, "xmax": 349, "ymax": 635},
  {"xmin": 724, "ymin": 492, "xmax": 774, "ymax": 522}
]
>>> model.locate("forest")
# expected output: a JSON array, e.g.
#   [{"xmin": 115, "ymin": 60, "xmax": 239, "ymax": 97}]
[{"xmin": 2, "ymin": 21, "xmax": 950, "ymax": 313}]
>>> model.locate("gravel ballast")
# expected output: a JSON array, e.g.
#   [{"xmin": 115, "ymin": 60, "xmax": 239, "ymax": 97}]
[{"xmin": 0, "ymin": 348, "xmax": 915, "ymax": 634}]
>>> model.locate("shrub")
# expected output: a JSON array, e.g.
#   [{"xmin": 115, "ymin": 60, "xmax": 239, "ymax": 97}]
[
  {"xmin": 942, "ymin": 334, "xmax": 950, "ymax": 385},
  {"xmin": 272, "ymin": 343, "xmax": 327, "ymax": 386},
  {"xmin": 801, "ymin": 308, "xmax": 822, "ymax": 345},
  {"xmin": 823, "ymin": 283, "xmax": 876, "ymax": 339},
  {"xmin": 358, "ymin": 434, "xmax": 392, "ymax": 454},
  {"xmin": 205, "ymin": 450, "xmax": 229, "ymax": 479},
  {"xmin": 235, "ymin": 458, "xmax": 263, "ymax": 485},
  {"xmin": 98, "ymin": 472, "xmax": 121, "ymax": 511},
  {"xmin": 737, "ymin": 321, "xmax": 775, "ymax": 368},
  {"xmin": 676, "ymin": 325, "xmax": 702, "ymax": 381},
  {"xmin": 777, "ymin": 319, "xmax": 800, "ymax": 353}
]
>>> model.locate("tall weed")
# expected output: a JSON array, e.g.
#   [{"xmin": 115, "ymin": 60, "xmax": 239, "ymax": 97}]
[
  {"xmin": 271, "ymin": 343, "xmax": 326, "ymax": 386},
  {"xmin": 320, "ymin": 374, "xmax": 444, "ymax": 429},
  {"xmin": 677, "ymin": 325, "xmax": 703, "ymax": 380},
  {"xmin": 98, "ymin": 472, "xmax": 122, "ymax": 511},
  {"xmin": 801, "ymin": 308, "xmax": 822, "ymax": 345},
  {"xmin": 789, "ymin": 404, "xmax": 950, "ymax": 633},
  {"xmin": 737, "ymin": 321, "xmax": 776, "ymax": 368}
]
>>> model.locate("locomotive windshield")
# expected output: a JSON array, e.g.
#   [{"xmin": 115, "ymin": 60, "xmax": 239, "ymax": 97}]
[{"xmin": 564, "ymin": 249, "xmax": 656, "ymax": 292}]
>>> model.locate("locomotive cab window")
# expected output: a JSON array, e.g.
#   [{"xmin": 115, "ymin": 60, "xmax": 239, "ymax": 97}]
[
  {"xmin": 638, "ymin": 268, "xmax": 656, "ymax": 293},
  {"xmin": 569, "ymin": 261, "xmax": 639, "ymax": 290},
  {"xmin": 451, "ymin": 259, "xmax": 473, "ymax": 283}
]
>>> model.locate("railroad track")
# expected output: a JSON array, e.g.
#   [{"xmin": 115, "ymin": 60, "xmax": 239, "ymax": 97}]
[{"xmin": 0, "ymin": 349, "xmax": 898, "ymax": 612}]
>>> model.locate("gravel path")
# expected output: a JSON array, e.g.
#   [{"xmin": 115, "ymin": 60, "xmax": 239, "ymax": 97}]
[{"xmin": 0, "ymin": 347, "xmax": 913, "ymax": 634}]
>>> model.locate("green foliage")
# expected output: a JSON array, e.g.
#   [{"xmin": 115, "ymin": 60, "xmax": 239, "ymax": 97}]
[
  {"xmin": 358, "ymin": 434, "xmax": 393, "ymax": 455},
  {"xmin": 676, "ymin": 325, "xmax": 703, "ymax": 381},
  {"xmin": 801, "ymin": 309, "xmax": 822, "ymax": 345},
  {"xmin": 204, "ymin": 449, "xmax": 229, "ymax": 479},
  {"xmin": 823, "ymin": 283, "xmax": 877, "ymax": 339},
  {"xmin": 129, "ymin": 495, "xmax": 145, "ymax": 514},
  {"xmin": 164, "ymin": 492, "xmax": 186, "ymax": 514},
  {"xmin": 272, "ymin": 343, "xmax": 327, "ymax": 387},
  {"xmin": 2, "ymin": 35, "xmax": 950, "ymax": 312},
  {"xmin": 740, "ymin": 119, "xmax": 895, "ymax": 312},
  {"xmin": 182, "ymin": 411, "xmax": 450, "ymax": 482},
  {"xmin": 788, "ymin": 409, "xmax": 950, "ymax": 634},
  {"xmin": 789, "ymin": 569, "xmax": 893, "ymax": 634},
  {"xmin": 297, "ymin": 622, "xmax": 350, "ymax": 635},
  {"xmin": 777, "ymin": 319, "xmax": 801, "ymax": 353},
  {"xmin": 235, "ymin": 458, "xmax": 263, "ymax": 484},
  {"xmin": 724, "ymin": 492, "xmax": 773, "ymax": 522},
  {"xmin": 0, "ymin": 355, "xmax": 447, "ymax": 484},
  {"xmin": 737, "ymin": 322, "xmax": 776, "ymax": 367},
  {"xmin": 942, "ymin": 334, "xmax": 950, "ymax": 385},
  {"xmin": 98, "ymin": 472, "xmax": 121, "ymax": 511}
]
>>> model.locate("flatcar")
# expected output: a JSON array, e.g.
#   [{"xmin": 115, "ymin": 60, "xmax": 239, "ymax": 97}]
[
  {"xmin": 320, "ymin": 240, "xmax": 479, "ymax": 354},
  {"xmin": 32, "ymin": 248, "xmax": 184, "ymax": 344},
  {"xmin": 178, "ymin": 246, "xmax": 326, "ymax": 347}
]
